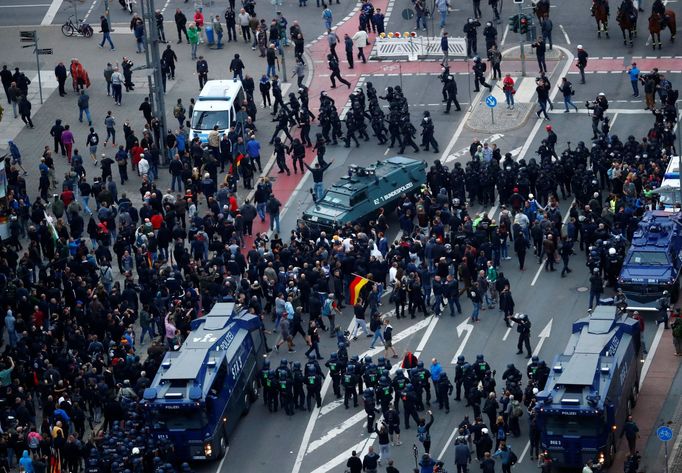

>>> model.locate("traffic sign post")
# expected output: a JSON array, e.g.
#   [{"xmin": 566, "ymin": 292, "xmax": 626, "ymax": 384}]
[
  {"xmin": 657, "ymin": 425, "xmax": 673, "ymax": 473},
  {"xmin": 19, "ymin": 30, "xmax": 43, "ymax": 104},
  {"xmin": 485, "ymin": 95, "xmax": 497, "ymax": 124}
]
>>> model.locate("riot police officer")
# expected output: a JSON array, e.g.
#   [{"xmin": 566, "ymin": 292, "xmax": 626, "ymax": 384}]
[
  {"xmin": 454, "ymin": 355, "xmax": 466, "ymax": 401},
  {"xmin": 436, "ymin": 372, "xmax": 454, "ymax": 413},
  {"xmin": 420, "ymin": 111, "xmax": 439, "ymax": 153},
  {"xmin": 416, "ymin": 360, "xmax": 432, "ymax": 406},
  {"xmin": 503, "ymin": 363, "xmax": 522, "ymax": 385},
  {"xmin": 377, "ymin": 376, "xmax": 394, "ymax": 415},
  {"xmin": 326, "ymin": 352, "xmax": 346, "ymax": 399},
  {"xmin": 343, "ymin": 364, "xmax": 359, "ymax": 408},
  {"xmin": 402, "ymin": 384, "xmax": 421, "ymax": 429},
  {"xmin": 363, "ymin": 356, "xmax": 380, "ymax": 391},
  {"xmin": 305, "ymin": 355, "xmax": 322, "ymax": 411},
  {"xmin": 474, "ymin": 354, "xmax": 491, "ymax": 383},
  {"xmin": 277, "ymin": 367, "xmax": 294, "ymax": 416},
  {"xmin": 337, "ymin": 341, "xmax": 349, "ymax": 365},
  {"xmin": 259, "ymin": 360, "xmax": 273, "ymax": 407},
  {"xmin": 511, "ymin": 313, "xmax": 533, "ymax": 358},
  {"xmin": 363, "ymin": 388, "xmax": 380, "ymax": 432},
  {"xmin": 472, "ymin": 56, "xmax": 492, "ymax": 92},
  {"xmin": 463, "ymin": 18, "xmax": 482, "ymax": 57},
  {"xmin": 292, "ymin": 361, "xmax": 306, "ymax": 410},
  {"xmin": 393, "ymin": 368, "xmax": 408, "ymax": 413},
  {"xmin": 399, "ymin": 117, "xmax": 420, "ymax": 154}
]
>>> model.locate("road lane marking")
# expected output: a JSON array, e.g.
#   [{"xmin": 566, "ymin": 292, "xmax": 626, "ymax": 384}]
[
  {"xmin": 0, "ymin": 4, "xmax": 51, "ymax": 7},
  {"xmin": 559, "ymin": 24, "xmax": 571, "ymax": 45},
  {"xmin": 530, "ymin": 261, "xmax": 544, "ymax": 286},
  {"xmin": 501, "ymin": 24, "xmax": 510, "ymax": 46},
  {"xmin": 41, "ymin": 0, "xmax": 64, "ymax": 25},
  {"xmin": 319, "ymin": 399, "xmax": 344, "ymax": 416},
  {"xmin": 529, "ymin": 318, "xmax": 553, "ymax": 363},
  {"xmin": 307, "ymin": 411, "xmax": 367, "ymax": 453},
  {"xmin": 308, "ymin": 440, "xmax": 367, "ymax": 473},
  {"xmin": 517, "ymin": 440, "xmax": 531, "ymax": 463},
  {"xmin": 415, "ymin": 315, "xmax": 437, "ymax": 353},
  {"xmin": 503, "ymin": 321, "xmax": 515, "ymax": 341},
  {"xmin": 450, "ymin": 318, "xmax": 474, "ymax": 363},
  {"xmin": 640, "ymin": 321, "xmax": 664, "ymax": 389}
]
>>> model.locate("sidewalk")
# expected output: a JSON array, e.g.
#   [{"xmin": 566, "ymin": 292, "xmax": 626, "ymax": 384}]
[{"xmin": 611, "ymin": 327, "xmax": 681, "ymax": 472}]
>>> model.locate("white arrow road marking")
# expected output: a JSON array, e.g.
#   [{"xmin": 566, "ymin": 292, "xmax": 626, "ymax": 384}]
[
  {"xmin": 307, "ymin": 411, "xmax": 367, "ymax": 453},
  {"xmin": 528, "ymin": 318, "xmax": 553, "ymax": 364},
  {"xmin": 318, "ymin": 399, "xmax": 344, "ymax": 416},
  {"xmin": 450, "ymin": 318, "xmax": 475, "ymax": 363}
]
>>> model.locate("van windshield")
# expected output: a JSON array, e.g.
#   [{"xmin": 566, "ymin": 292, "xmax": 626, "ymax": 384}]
[
  {"xmin": 151, "ymin": 409, "xmax": 209, "ymax": 430},
  {"xmin": 192, "ymin": 110, "xmax": 229, "ymax": 131}
]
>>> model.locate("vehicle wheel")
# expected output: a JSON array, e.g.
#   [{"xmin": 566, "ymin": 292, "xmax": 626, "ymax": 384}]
[
  {"xmin": 217, "ymin": 433, "xmax": 227, "ymax": 459},
  {"xmin": 61, "ymin": 23, "xmax": 75, "ymax": 37},
  {"xmin": 605, "ymin": 439, "xmax": 616, "ymax": 467},
  {"xmin": 84, "ymin": 26, "xmax": 93, "ymax": 38},
  {"xmin": 242, "ymin": 390, "xmax": 252, "ymax": 416},
  {"xmin": 631, "ymin": 383, "xmax": 639, "ymax": 406},
  {"xmin": 248, "ymin": 379, "xmax": 259, "ymax": 403}
]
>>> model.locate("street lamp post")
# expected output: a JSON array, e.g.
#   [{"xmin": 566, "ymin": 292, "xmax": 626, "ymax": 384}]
[
  {"xmin": 518, "ymin": 2, "xmax": 526, "ymax": 77},
  {"xmin": 140, "ymin": 0, "xmax": 167, "ymax": 156}
]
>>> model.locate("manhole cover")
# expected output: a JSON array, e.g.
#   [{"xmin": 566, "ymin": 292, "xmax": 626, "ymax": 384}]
[{"xmin": 577, "ymin": 287, "xmax": 589, "ymax": 293}]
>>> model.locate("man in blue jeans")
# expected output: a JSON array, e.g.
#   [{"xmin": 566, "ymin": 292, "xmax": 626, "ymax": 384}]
[
  {"xmin": 304, "ymin": 159, "xmax": 333, "ymax": 202},
  {"xmin": 267, "ymin": 194, "xmax": 282, "ymax": 233}
]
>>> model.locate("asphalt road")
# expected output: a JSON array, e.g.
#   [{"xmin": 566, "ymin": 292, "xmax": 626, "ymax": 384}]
[{"xmin": 0, "ymin": 0, "xmax": 681, "ymax": 471}]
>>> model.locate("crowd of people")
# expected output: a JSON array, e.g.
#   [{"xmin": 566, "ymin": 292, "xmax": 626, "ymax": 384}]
[{"xmin": 0, "ymin": 0, "xmax": 680, "ymax": 471}]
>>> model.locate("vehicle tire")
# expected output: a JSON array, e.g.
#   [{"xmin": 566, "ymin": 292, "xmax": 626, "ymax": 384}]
[
  {"xmin": 217, "ymin": 432, "xmax": 227, "ymax": 459},
  {"xmin": 61, "ymin": 23, "xmax": 75, "ymax": 37},
  {"xmin": 631, "ymin": 382, "xmax": 639, "ymax": 406},
  {"xmin": 83, "ymin": 25, "xmax": 93, "ymax": 38},
  {"xmin": 248, "ymin": 379, "xmax": 259, "ymax": 403},
  {"xmin": 242, "ymin": 390, "xmax": 252, "ymax": 416},
  {"xmin": 605, "ymin": 437, "xmax": 616, "ymax": 467}
]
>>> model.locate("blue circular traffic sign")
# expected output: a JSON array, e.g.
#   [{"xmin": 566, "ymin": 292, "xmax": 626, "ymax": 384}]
[
  {"xmin": 485, "ymin": 95, "xmax": 497, "ymax": 108},
  {"xmin": 657, "ymin": 425, "xmax": 673, "ymax": 442}
]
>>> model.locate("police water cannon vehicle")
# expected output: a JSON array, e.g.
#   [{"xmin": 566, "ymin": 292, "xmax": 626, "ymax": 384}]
[
  {"xmin": 535, "ymin": 306, "xmax": 643, "ymax": 468},
  {"xmin": 300, "ymin": 156, "xmax": 427, "ymax": 231},
  {"xmin": 141, "ymin": 302, "xmax": 266, "ymax": 461},
  {"xmin": 618, "ymin": 210, "xmax": 682, "ymax": 311}
]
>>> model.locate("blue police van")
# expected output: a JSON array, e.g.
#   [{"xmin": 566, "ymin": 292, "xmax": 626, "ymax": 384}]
[
  {"xmin": 618, "ymin": 210, "xmax": 682, "ymax": 311},
  {"xmin": 142, "ymin": 302, "xmax": 266, "ymax": 461},
  {"xmin": 535, "ymin": 306, "xmax": 643, "ymax": 467}
]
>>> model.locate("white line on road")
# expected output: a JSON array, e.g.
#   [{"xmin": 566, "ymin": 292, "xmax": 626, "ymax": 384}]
[
  {"xmin": 517, "ymin": 440, "xmax": 531, "ymax": 463},
  {"xmin": 501, "ymin": 24, "xmax": 510, "ymax": 46},
  {"xmin": 0, "ymin": 4, "xmax": 51, "ymax": 7},
  {"xmin": 307, "ymin": 411, "xmax": 366, "ymax": 453},
  {"xmin": 518, "ymin": 45, "xmax": 575, "ymax": 162},
  {"xmin": 437, "ymin": 424, "xmax": 460, "ymax": 461},
  {"xmin": 559, "ymin": 25, "xmax": 571, "ymax": 45},
  {"xmin": 450, "ymin": 318, "xmax": 475, "ymax": 363},
  {"xmin": 529, "ymin": 318, "xmax": 553, "ymax": 363},
  {"xmin": 530, "ymin": 261, "xmax": 544, "ymax": 286},
  {"xmin": 83, "ymin": 0, "xmax": 97, "ymax": 22},
  {"xmin": 214, "ymin": 446, "xmax": 229, "ymax": 473},
  {"xmin": 415, "ymin": 315, "xmax": 437, "ymax": 352},
  {"xmin": 503, "ymin": 321, "xmax": 515, "ymax": 341},
  {"xmin": 640, "ymin": 321, "xmax": 664, "ymax": 389},
  {"xmin": 549, "ymin": 108, "xmax": 653, "ymax": 115},
  {"xmin": 318, "ymin": 399, "xmax": 344, "ymax": 416},
  {"xmin": 308, "ymin": 440, "xmax": 367, "ymax": 473},
  {"xmin": 41, "ymin": 0, "xmax": 64, "ymax": 25}
]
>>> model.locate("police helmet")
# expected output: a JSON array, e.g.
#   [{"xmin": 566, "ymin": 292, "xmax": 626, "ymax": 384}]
[
  {"xmin": 410, "ymin": 368, "xmax": 419, "ymax": 376},
  {"xmin": 364, "ymin": 388, "xmax": 373, "ymax": 397},
  {"xmin": 352, "ymin": 355, "xmax": 360, "ymax": 362},
  {"xmin": 507, "ymin": 363, "xmax": 515, "ymax": 369},
  {"xmin": 380, "ymin": 376, "xmax": 389, "ymax": 384},
  {"xmin": 609, "ymin": 247, "xmax": 616, "ymax": 255},
  {"xmin": 517, "ymin": 314, "xmax": 527, "ymax": 320},
  {"xmin": 268, "ymin": 369, "xmax": 276, "ymax": 376},
  {"xmin": 280, "ymin": 359, "xmax": 288, "ymax": 367},
  {"xmin": 263, "ymin": 360, "xmax": 270, "ymax": 369},
  {"xmin": 531, "ymin": 356, "xmax": 539, "ymax": 363},
  {"xmin": 458, "ymin": 355, "xmax": 465, "ymax": 363},
  {"xmin": 396, "ymin": 368, "xmax": 404, "ymax": 376},
  {"xmin": 338, "ymin": 341, "xmax": 346, "ymax": 349},
  {"xmin": 378, "ymin": 356, "xmax": 385, "ymax": 364},
  {"xmin": 293, "ymin": 361, "xmax": 301, "ymax": 369},
  {"xmin": 474, "ymin": 55, "xmax": 481, "ymax": 62},
  {"xmin": 330, "ymin": 352, "xmax": 338, "ymax": 360},
  {"xmin": 347, "ymin": 364, "xmax": 355, "ymax": 374},
  {"xmin": 476, "ymin": 354, "xmax": 484, "ymax": 361},
  {"xmin": 365, "ymin": 356, "xmax": 373, "ymax": 364},
  {"xmin": 308, "ymin": 353, "xmax": 317, "ymax": 361},
  {"xmin": 539, "ymin": 360, "xmax": 546, "ymax": 367},
  {"xmin": 417, "ymin": 360, "xmax": 424, "ymax": 369},
  {"xmin": 405, "ymin": 383, "xmax": 414, "ymax": 391}
]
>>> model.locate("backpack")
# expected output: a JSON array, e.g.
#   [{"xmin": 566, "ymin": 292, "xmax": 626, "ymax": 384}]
[
  {"xmin": 173, "ymin": 104, "xmax": 185, "ymax": 119},
  {"xmin": 322, "ymin": 299, "xmax": 333, "ymax": 316},
  {"xmin": 512, "ymin": 401, "xmax": 523, "ymax": 418},
  {"xmin": 417, "ymin": 424, "xmax": 428, "ymax": 442},
  {"xmin": 509, "ymin": 450, "xmax": 518, "ymax": 465}
]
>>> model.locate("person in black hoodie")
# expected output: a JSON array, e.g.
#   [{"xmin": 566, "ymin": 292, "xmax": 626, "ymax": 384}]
[{"xmin": 50, "ymin": 119, "xmax": 66, "ymax": 155}]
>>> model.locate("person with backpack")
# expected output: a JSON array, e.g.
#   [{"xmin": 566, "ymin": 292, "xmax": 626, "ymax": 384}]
[
  {"xmin": 368, "ymin": 311, "xmax": 384, "ymax": 349},
  {"xmin": 507, "ymin": 395, "xmax": 523, "ymax": 437},
  {"xmin": 417, "ymin": 411, "xmax": 434, "ymax": 453},
  {"xmin": 173, "ymin": 99, "xmax": 186, "ymax": 129},
  {"xmin": 558, "ymin": 77, "xmax": 579, "ymax": 112},
  {"xmin": 493, "ymin": 441, "xmax": 517, "ymax": 473},
  {"xmin": 322, "ymin": 293, "xmax": 341, "ymax": 338}
]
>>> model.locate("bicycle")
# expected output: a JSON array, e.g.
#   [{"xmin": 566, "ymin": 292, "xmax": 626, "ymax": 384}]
[{"xmin": 61, "ymin": 15, "xmax": 94, "ymax": 38}]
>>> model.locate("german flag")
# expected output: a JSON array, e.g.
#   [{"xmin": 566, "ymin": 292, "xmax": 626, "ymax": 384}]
[{"xmin": 349, "ymin": 275, "xmax": 371, "ymax": 306}]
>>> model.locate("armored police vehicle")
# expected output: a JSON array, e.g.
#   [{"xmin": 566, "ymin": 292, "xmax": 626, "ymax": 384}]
[
  {"xmin": 618, "ymin": 210, "xmax": 682, "ymax": 311},
  {"xmin": 300, "ymin": 156, "xmax": 427, "ymax": 231},
  {"xmin": 142, "ymin": 302, "xmax": 266, "ymax": 461},
  {"xmin": 535, "ymin": 306, "xmax": 643, "ymax": 468}
]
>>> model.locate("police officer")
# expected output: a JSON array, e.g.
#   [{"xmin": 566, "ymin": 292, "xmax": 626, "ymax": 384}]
[
  {"xmin": 511, "ymin": 313, "xmax": 533, "ymax": 358},
  {"xmin": 399, "ymin": 117, "xmax": 420, "ymax": 154},
  {"xmin": 377, "ymin": 356, "xmax": 392, "ymax": 378},
  {"xmin": 473, "ymin": 56, "xmax": 492, "ymax": 92},
  {"xmin": 436, "ymin": 372, "xmax": 454, "ymax": 413},
  {"xmin": 363, "ymin": 356, "xmax": 380, "ymax": 391},
  {"xmin": 402, "ymin": 384, "xmax": 421, "ymax": 429},
  {"xmin": 464, "ymin": 18, "xmax": 482, "ymax": 57},
  {"xmin": 344, "ymin": 109, "xmax": 361, "ymax": 148},
  {"xmin": 377, "ymin": 375, "xmax": 394, "ymax": 415},
  {"xmin": 292, "ymin": 361, "xmax": 306, "ymax": 410},
  {"xmin": 416, "ymin": 360, "xmax": 432, "ymax": 406},
  {"xmin": 259, "ymin": 360, "xmax": 273, "ymax": 407},
  {"xmin": 326, "ymin": 352, "xmax": 345, "ymax": 399},
  {"xmin": 454, "ymin": 355, "xmax": 466, "ymax": 401},
  {"xmin": 502, "ymin": 363, "xmax": 522, "ymax": 385},
  {"xmin": 474, "ymin": 354, "xmax": 491, "ymax": 383},
  {"xmin": 526, "ymin": 356, "xmax": 540, "ymax": 382},
  {"xmin": 392, "ymin": 368, "xmax": 408, "ymax": 413},
  {"xmin": 387, "ymin": 110, "xmax": 403, "ymax": 148},
  {"xmin": 343, "ymin": 364, "xmax": 359, "ymax": 408},
  {"xmin": 363, "ymin": 388, "xmax": 380, "ymax": 432},
  {"xmin": 271, "ymin": 108, "xmax": 293, "ymax": 144},
  {"xmin": 305, "ymin": 355, "xmax": 323, "ymax": 411},
  {"xmin": 277, "ymin": 367, "xmax": 295, "ymax": 416},
  {"xmin": 444, "ymin": 75, "xmax": 461, "ymax": 113},
  {"xmin": 337, "ymin": 341, "xmax": 349, "ymax": 365},
  {"xmin": 462, "ymin": 363, "xmax": 477, "ymax": 406},
  {"xmin": 298, "ymin": 107, "xmax": 313, "ymax": 147},
  {"xmin": 265, "ymin": 369, "xmax": 278, "ymax": 411},
  {"xmin": 370, "ymin": 108, "xmax": 388, "ymax": 145},
  {"xmin": 420, "ymin": 111, "xmax": 439, "ymax": 153}
]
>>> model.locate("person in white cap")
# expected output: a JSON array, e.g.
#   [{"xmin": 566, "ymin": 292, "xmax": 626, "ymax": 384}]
[{"xmin": 576, "ymin": 45, "xmax": 589, "ymax": 84}]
